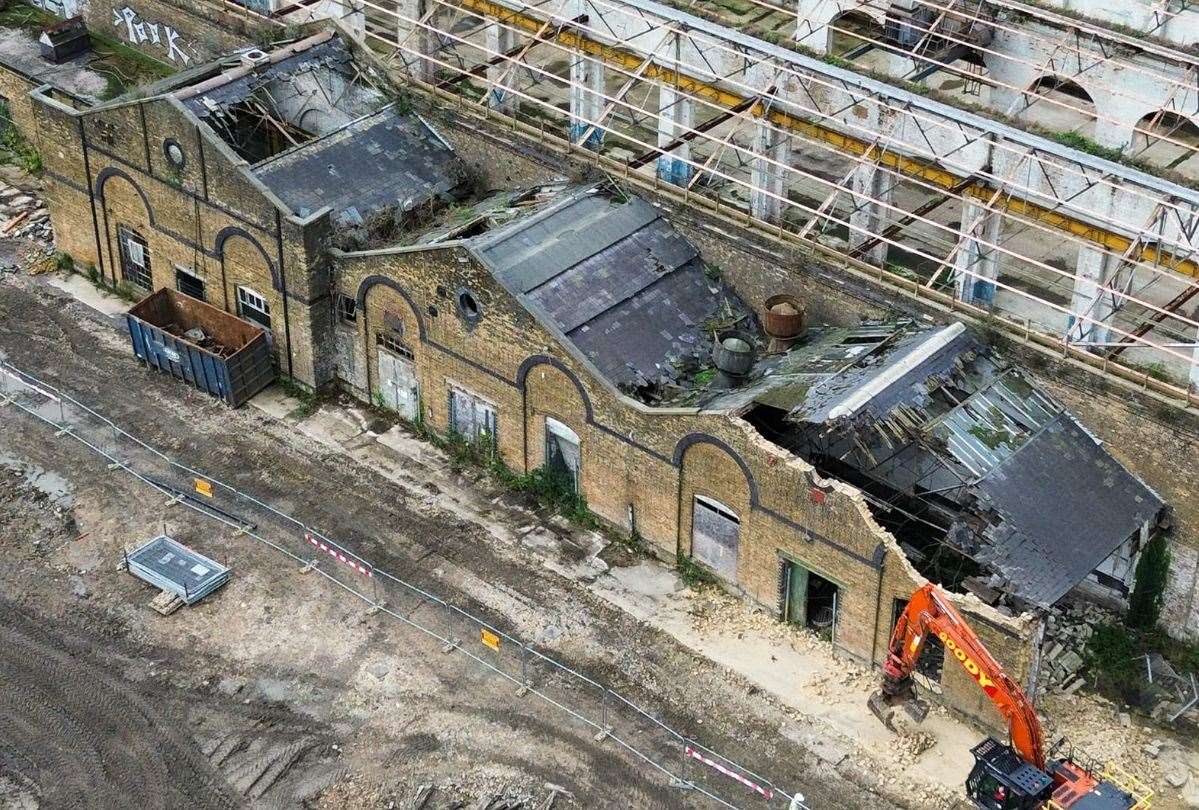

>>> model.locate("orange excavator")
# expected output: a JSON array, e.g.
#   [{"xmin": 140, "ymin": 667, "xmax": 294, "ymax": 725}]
[{"xmin": 869, "ymin": 584, "xmax": 1151, "ymax": 810}]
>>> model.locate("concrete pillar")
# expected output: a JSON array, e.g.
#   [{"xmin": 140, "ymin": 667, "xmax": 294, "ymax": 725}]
[
  {"xmin": 1191, "ymin": 327, "xmax": 1199, "ymax": 392},
  {"xmin": 1067, "ymin": 245, "xmax": 1115, "ymax": 347},
  {"xmin": 750, "ymin": 120, "xmax": 790, "ymax": 223},
  {"xmin": 848, "ymin": 160, "xmax": 893, "ymax": 266},
  {"xmin": 568, "ymin": 53, "xmax": 605, "ymax": 149},
  {"xmin": 657, "ymin": 85, "xmax": 693, "ymax": 185},
  {"xmin": 485, "ymin": 21, "xmax": 516, "ymax": 113},
  {"xmin": 954, "ymin": 199, "xmax": 1003, "ymax": 306},
  {"xmin": 397, "ymin": 0, "xmax": 433, "ymax": 82},
  {"xmin": 794, "ymin": 0, "xmax": 832, "ymax": 53}
]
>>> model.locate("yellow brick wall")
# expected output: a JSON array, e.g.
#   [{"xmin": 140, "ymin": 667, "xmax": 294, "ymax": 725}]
[{"xmin": 334, "ymin": 244, "xmax": 1040, "ymax": 731}]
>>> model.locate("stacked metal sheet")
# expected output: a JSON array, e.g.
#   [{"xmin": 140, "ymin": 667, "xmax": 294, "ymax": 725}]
[{"xmin": 125, "ymin": 535, "xmax": 231, "ymax": 605}]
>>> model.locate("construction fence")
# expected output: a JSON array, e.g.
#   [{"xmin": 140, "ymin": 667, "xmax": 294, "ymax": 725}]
[{"xmin": 0, "ymin": 359, "xmax": 811, "ymax": 810}]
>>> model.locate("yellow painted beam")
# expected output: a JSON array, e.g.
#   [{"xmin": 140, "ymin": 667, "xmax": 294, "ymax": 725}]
[{"xmin": 456, "ymin": 0, "xmax": 1197, "ymax": 277}]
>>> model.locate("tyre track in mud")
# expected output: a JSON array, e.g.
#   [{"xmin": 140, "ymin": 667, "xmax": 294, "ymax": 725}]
[{"xmin": 0, "ymin": 599, "xmax": 243, "ymax": 810}]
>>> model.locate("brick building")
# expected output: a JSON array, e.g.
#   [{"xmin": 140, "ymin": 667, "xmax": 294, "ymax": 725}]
[{"xmin": 1, "ymin": 26, "xmax": 1170, "ymax": 730}]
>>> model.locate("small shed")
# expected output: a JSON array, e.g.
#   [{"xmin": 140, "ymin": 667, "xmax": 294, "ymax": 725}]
[
  {"xmin": 126, "ymin": 288, "xmax": 275, "ymax": 407},
  {"xmin": 39, "ymin": 17, "xmax": 90, "ymax": 65}
]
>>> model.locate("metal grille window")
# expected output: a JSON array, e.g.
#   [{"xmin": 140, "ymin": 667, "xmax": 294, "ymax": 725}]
[
  {"xmin": 376, "ymin": 331, "xmax": 412, "ymax": 359},
  {"xmin": 117, "ymin": 226, "xmax": 151, "ymax": 290},
  {"xmin": 337, "ymin": 294, "xmax": 357, "ymax": 324},
  {"xmin": 236, "ymin": 286, "xmax": 271, "ymax": 331},
  {"xmin": 448, "ymin": 386, "xmax": 497, "ymax": 447},
  {"xmin": 175, "ymin": 266, "xmax": 205, "ymax": 301}
]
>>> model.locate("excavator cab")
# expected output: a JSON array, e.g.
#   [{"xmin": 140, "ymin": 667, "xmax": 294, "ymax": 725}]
[{"xmin": 966, "ymin": 737, "xmax": 1054, "ymax": 810}]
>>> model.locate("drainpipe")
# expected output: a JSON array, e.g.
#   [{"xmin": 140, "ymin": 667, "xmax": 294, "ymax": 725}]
[
  {"xmin": 274, "ymin": 210, "xmax": 294, "ymax": 379},
  {"xmin": 871, "ymin": 549, "xmax": 887, "ymax": 667},
  {"xmin": 78, "ymin": 118, "xmax": 106, "ymax": 284}
]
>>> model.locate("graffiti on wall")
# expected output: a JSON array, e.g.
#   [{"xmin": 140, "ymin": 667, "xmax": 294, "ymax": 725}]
[{"xmin": 111, "ymin": 6, "xmax": 194, "ymax": 64}]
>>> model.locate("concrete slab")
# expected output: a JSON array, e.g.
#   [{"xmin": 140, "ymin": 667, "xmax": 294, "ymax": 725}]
[
  {"xmin": 249, "ymin": 384, "xmax": 304, "ymax": 421},
  {"xmin": 45, "ymin": 273, "xmax": 128, "ymax": 319},
  {"xmin": 297, "ymin": 406, "xmax": 365, "ymax": 445}
]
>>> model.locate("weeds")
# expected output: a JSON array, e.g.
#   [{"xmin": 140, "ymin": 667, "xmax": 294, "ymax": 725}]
[
  {"xmin": 676, "ymin": 550, "xmax": 716, "ymax": 588},
  {"xmin": 278, "ymin": 376, "xmax": 322, "ymax": 418},
  {"xmin": 0, "ymin": 106, "xmax": 42, "ymax": 175}
]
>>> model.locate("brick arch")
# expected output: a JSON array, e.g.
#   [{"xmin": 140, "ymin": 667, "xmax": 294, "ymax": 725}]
[
  {"xmin": 96, "ymin": 166, "xmax": 154, "ymax": 224},
  {"xmin": 672, "ymin": 433, "xmax": 758, "ymax": 506},
  {"xmin": 214, "ymin": 226, "xmax": 279, "ymax": 292},
  {"xmin": 355, "ymin": 275, "xmax": 427, "ymax": 340},
  {"xmin": 515, "ymin": 355, "xmax": 594, "ymax": 422},
  {"xmin": 355, "ymin": 275, "xmax": 427, "ymax": 395}
]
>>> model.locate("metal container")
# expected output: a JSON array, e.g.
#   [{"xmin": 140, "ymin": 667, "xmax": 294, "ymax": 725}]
[
  {"xmin": 126, "ymin": 288, "xmax": 275, "ymax": 407},
  {"xmin": 712, "ymin": 329, "xmax": 755, "ymax": 377},
  {"xmin": 762, "ymin": 294, "xmax": 806, "ymax": 340}
]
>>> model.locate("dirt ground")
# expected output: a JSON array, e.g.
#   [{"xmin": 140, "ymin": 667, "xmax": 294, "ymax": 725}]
[{"xmin": 0, "ymin": 267, "xmax": 916, "ymax": 808}]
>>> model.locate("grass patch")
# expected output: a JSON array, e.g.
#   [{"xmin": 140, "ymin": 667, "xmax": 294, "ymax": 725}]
[
  {"xmin": 88, "ymin": 33, "xmax": 176, "ymax": 100},
  {"xmin": 676, "ymin": 550, "xmax": 717, "ymax": 588},
  {"xmin": 0, "ymin": 101, "xmax": 41, "ymax": 174},
  {"xmin": 0, "ymin": 1, "xmax": 58, "ymax": 33},
  {"xmin": 278, "ymin": 376, "xmax": 323, "ymax": 418},
  {"xmin": 1085, "ymin": 621, "xmax": 1199, "ymax": 708}
]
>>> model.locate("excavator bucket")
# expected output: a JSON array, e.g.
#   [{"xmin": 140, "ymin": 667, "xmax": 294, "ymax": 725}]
[{"xmin": 868, "ymin": 689, "xmax": 929, "ymax": 732}]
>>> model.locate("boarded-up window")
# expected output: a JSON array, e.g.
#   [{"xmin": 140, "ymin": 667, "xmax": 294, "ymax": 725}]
[
  {"xmin": 545, "ymin": 417, "xmax": 580, "ymax": 492},
  {"xmin": 692, "ymin": 496, "xmax": 739, "ymax": 581},
  {"xmin": 449, "ymin": 387, "xmax": 497, "ymax": 447}
]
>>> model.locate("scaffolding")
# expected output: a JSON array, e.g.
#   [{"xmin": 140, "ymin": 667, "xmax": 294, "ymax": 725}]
[{"xmin": 313, "ymin": 0, "xmax": 1199, "ymax": 393}]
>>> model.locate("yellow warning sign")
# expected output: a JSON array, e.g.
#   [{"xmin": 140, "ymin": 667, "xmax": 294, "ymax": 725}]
[
  {"xmin": 480, "ymin": 628, "xmax": 501, "ymax": 652},
  {"xmin": 194, "ymin": 478, "xmax": 214, "ymax": 498}
]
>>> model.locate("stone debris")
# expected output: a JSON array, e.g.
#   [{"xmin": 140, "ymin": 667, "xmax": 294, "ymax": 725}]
[
  {"xmin": 0, "ymin": 181, "xmax": 52, "ymax": 246},
  {"xmin": 1039, "ymin": 600, "xmax": 1111, "ymax": 693}
]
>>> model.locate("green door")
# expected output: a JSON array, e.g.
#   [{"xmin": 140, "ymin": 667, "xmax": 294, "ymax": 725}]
[{"xmin": 784, "ymin": 561, "xmax": 808, "ymax": 626}]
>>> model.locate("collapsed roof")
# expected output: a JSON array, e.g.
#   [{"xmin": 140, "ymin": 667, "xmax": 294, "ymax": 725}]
[
  {"xmin": 175, "ymin": 33, "xmax": 467, "ymax": 225},
  {"xmin": 738, "ymin": 321, "xmax": 1167, "ymax": 609}
]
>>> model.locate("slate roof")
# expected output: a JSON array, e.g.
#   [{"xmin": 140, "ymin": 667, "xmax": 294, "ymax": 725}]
[
  {"xmin": 470, "ymin": 186, "xmax": 751, "ymax": 393},
  {"xmin": 743, "ymin": 321, "xmax": 1166, "ymax": 608},
  {"xmin": 964, "ymin": 414, "xmax": 1166, "ymax": 606},
  {"xmin": 253, "ymin": 107, "xmax": 462, "ymax": 224}
]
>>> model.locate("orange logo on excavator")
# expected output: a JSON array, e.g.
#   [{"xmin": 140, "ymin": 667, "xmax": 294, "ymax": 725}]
[{"xmin": 938, "ymin": 630, "xmax": 998, "ymax": 697}]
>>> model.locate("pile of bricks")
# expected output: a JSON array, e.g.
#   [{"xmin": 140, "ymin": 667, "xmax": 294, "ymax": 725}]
[{"xmin": 1041, "ymin": 602, "xmax": 1112, "ymax": 694}]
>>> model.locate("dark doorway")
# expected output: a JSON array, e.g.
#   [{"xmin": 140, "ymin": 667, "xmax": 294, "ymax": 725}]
[{"xmin": 782, "ymin": 559, "xmax": 840, "ymax": 641}]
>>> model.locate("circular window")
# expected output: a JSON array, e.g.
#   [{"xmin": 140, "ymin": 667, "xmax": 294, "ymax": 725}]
[
  {"xmin": 456, "ymin": 289, "xmax": 481, "ymax": 324},
  {"xmin": 427, "ymin": 304, "xmax": 438, "ymax": 317},
  {"xmin": 163, "ymin": 139, "xmax": 186, "ymax": 170},
  {"xmin": 436, "ymin": 284, "xmax": 448, "ymax": 298}
]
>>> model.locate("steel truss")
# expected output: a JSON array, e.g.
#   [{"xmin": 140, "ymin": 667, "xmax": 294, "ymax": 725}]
[{"xmin": 345, "ymin": 0, "xmax": 1199, "ymax": 384}]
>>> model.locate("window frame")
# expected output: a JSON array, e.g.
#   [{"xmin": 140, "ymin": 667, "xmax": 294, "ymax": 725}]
[
  {"xmin": 337, "ymin": 293, "xmax": 357, "ymax": 325},
  {"xmin": 174, "ymin": 265, "xmax": 205, "ymax": 301},
  {"xmin": 236, "ymin": 285, "xmax": 271, "ymax": 331},
  {"xmin": 447, "ymin": 385, "xmax": 498, "ymax": 448},
  {"xmin": 117, "ymin": 225, "xmax": 152, "ymax": 290}
]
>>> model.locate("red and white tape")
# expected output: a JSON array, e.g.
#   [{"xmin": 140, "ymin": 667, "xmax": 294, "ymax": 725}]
[
  {"xmin": 307, "ymin": 533, "xmax": 372, "ymax": 577},
  {"xmin": 685, "ymin": 746, "xmax": 773, "ymax": 800}
]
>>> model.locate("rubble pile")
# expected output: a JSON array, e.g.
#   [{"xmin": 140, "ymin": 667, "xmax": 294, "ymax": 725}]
[
  {"xmin": 0, "ymin": 180, "xmax": 52, "ymax": 245},
  {"xmin": 1040, "ymin": 601, "xmax": 1112, "ymax": 694}
]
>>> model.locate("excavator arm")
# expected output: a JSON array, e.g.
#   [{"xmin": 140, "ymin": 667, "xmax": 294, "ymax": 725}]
[{"xmin": 871, "ymin": 583, "xmax": 1046, "ymax": 770}]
